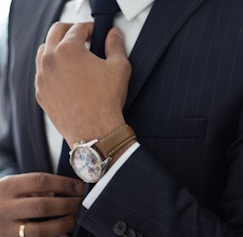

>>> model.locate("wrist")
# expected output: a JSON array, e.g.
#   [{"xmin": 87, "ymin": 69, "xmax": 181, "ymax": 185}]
[
  {"xmin": 66, "ymin": 117, "xmax": 126, "ymax": 148},
  {"xmin": 69, "ymin": 124, "xmax": 137, "ymax": 183}
]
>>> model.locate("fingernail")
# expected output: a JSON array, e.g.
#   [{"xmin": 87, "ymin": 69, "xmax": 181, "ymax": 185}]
[{"xmin": 74, "ymin": 181, "xmax": 83, "ymax": 195}]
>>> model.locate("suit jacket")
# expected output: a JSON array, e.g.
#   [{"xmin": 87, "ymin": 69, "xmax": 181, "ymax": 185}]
[{"xmin": 1, "ymin": 0, "xmax": 243, "ymax": 236}]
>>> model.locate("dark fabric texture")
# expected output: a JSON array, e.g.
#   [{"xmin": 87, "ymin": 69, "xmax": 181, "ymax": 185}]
[
  {"xmin": 90, "ymin": 0, "xmax": 120, "ymax": 58},
  {"xmin": 1, "ymin": 0, "xmax": 243, "ymax": 236},
  {"xmin": 57, "ymin": 139, "xmax": 78, "ymax": 178}
]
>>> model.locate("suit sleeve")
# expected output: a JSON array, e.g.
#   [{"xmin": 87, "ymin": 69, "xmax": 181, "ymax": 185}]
[{"xmin": 76, "ymin": 117, "xmax": 243, "ymax": 236}]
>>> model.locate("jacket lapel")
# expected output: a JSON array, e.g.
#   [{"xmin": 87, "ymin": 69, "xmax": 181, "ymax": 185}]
[
  {"xmin": 32, "ymin": 0, "xmax": 67, "ymax": 171},
  {"xmin": 125, "ymin": 0, "xmax": 205, "ymax": 110},
  {"xmin": 11, "ymin": 0, "xmax": 67, "ymax": 171}
]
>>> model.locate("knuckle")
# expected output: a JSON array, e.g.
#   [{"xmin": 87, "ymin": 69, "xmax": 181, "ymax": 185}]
[
  {"xmin": 74, "ymin": 22, "xmax": 84, "ymax": 29},
  {"xmin": 32, "ymin": 198, "xmax": 49, "ymax": 217},
  {"xmin": 65, "ymin": 198, "xmax": 80, "ymax": 214},
  {"xmin": 120, "ymin": 57, "xmax": 131, "ymax": 69},
  {"xmin": 34, "ymin": 71, "xmax": 41, "ymax": 85},
  {"xmin": 33, "ymin": 173, "xmax": 48, "ymax": 189},
  {"xmin": 51, "ymin": 21, "xmax": 65, "ymax": 30},
  {"xmin": 0, "ymin": 179, "xmax": 8, "ymax": 193},
  {"xmin": 72, "ymin": 22, "xmax": 86, "ymax": 33},
  {"xmin": 28, "ymin": 224, "xmax": 48, "ymax": 237},
  {"xmin": 55, "ymin": 41, "xmax": 74, "ymax": 58},
  {"xmin": 35, "ymin": 88, "xmax": 41, "ymax": 104},
  {"xmin": 51, "ymin": 21, "xmax": 72, "ymax": 32},
  {"xmin": 0, "ymin": 175, "xmax": 15, "ymax": 194},
  {"xmin": 63, "ymin": 179, "xmax": 75, "ymax": 193},
  {"xmin": 35, "ymin": 89, "xmax": 42, "ymax": 105},
  {"xmin": 34, "ymin": 73, "xmax": 44, "ymax": 104},
  {"xmin": 37, "ymin": 44, "xmax": 45, "ymax": 56},
  {"xmin": 115, "ymin": 57, "xmax": 131, "ymax": 74},
  {"xmin": 65, "ymin": 199, "xmax": 74, "ymax": 213},
  {"xmin": 41, "ymin": 52, "xmax": 54, "ymax": 71},
  {"xmin": 35, "ymin": 72, "xmax": 43, "ymax": 89},
  {"xmin": 62, "ymin": 179, "xmax": 83, "ymax": 195}
]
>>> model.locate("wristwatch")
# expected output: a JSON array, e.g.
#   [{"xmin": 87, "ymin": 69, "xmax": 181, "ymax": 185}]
[{"xmin": 69, "ymin": 124, "xmax": 136, "ymax": 183}]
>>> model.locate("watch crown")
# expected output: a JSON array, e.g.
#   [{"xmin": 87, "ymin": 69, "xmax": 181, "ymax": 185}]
[{"xmin": 69, "ymin": 142, "xmax": 80, "ymax": 155}]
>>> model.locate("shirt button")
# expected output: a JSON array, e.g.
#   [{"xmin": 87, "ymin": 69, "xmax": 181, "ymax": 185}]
[
  {"xmin": 122, "ymin": 227, "xmax": 136, "ymax": 237},
  {"xmin": 113, "ymin": 220, "xmax": 127, "ymax": 236}
]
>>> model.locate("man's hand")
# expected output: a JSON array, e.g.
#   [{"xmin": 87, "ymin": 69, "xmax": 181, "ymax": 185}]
[
  {"xmin": 35, "ymin": 22, "xmax": 131, "ymax": 147},
  {"xmin": 0, "ymin": 173, "xmax": 84, "ymax": 237}
]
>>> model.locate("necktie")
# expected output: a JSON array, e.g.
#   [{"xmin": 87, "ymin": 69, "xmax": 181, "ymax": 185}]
[
  {"xmin": 57, "ymin": 0, "xmax": 120, "ymax": 177},
  {"xmin": 57, "ymin": 139, "xmax": 77, "ymax": 177},
  {"xmin": 90, "ymin": 0, "xmax": 121, "ymax": 58}
]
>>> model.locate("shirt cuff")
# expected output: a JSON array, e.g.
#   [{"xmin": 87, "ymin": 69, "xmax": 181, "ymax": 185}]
[{"xmin": 82, "ymin": 142, "xmax": 140, "ymax": 209}]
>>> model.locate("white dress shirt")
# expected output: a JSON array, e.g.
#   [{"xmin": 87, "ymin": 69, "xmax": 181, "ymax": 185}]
[{"xmin": 44, "ymin": 0, "xmax": 154, "ymax": 209}]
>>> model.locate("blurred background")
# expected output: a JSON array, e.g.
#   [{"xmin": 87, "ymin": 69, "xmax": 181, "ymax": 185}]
[{"xmin": 0, "ymin": 0, "xmax": 11, "ymax": 129}]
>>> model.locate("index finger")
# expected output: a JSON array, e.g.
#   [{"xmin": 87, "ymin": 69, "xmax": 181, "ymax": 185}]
[
  {"xmin": 45, "ymin": 22, "xmax": 73, "ymax": 46},
  {"xmin": 60, "ymin": 22, "xmax": 94, "ymax": 46},
  {"xmin": 0, "ymin": 173, "xmax": 84, "ymax": 197}
]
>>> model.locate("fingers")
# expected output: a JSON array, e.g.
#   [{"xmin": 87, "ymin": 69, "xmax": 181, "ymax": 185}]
[
  {"xmin": 105, "ymin": 27, "xmax": 127, "ymax": 60},
  {"xmin": 6, "ymin": 216, "xmax": 75, "ymax": 237},
  {"xmin": 35, "ymin": 22, "xmax": 94, "ymax": 85},
  {"xmin": 27, "ymin": 216, "xmax": 76, "ymax": 237},
  {"xmin": 9, "ymin": 197, "xmax": 81, "ymax": 220},
  {"xmin": 36, "ymin": 23, "xmax": 73, "ymax": 74},
  {"xmin": 44, "ymin": 22, "xmax": 93, "ymax": 53},
  {"xmin": 60, "ymin": 22, "xmax": 94, "ymax": 45},
  {"xmin": 36, "ymin": 22, "xmax": 93, "ymax": 70},
  {"xmin": 0, "ymin": 173, "xmax": 84, "ymax": 197},
  {"xmin": 36, "ymin": 44, "xmax": 45, "ymax": 71},
  {"xmin": 104, "ymin": 27, "xmax": 131, "ymax": 78},
  {"xmin": 0, "ymin": 173, "xmax": 82, "ymax": 237},
  {"xmin": 45, "ymin": 22, "xmax": 73, "ymax": 46}
]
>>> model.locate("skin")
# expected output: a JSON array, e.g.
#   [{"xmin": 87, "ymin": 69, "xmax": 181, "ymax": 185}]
[
  {"xmin": 0, "ymin": 19, "xmax": 132, "ymax": 237},
  {"xmin": 35, "ymin": 22, "xmax": 132, "ymax": 150},
  {"xmin": 0, "ymin": 173, "xmax": 84, "ymax": 237},
  {"xmin": 17, "ymin": 22, "xmax": 131, "ymax": 236}
]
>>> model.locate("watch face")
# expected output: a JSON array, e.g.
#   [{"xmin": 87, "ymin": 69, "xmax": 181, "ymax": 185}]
[{"xmin": 70, "ymin": 146, "xmax": 102, "ymax": 183}]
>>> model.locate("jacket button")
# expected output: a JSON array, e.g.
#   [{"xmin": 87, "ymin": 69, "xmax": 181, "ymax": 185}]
[
  {"xmin": 113, "ymin": 220, "xmax": 127, "ymax": 236},
  {"xmin": 122, "ymin": 227, "xmax": 136, "ymax": 237}
]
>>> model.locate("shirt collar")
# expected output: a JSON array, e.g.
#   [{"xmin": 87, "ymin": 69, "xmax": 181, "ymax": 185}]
[{"xmin": 75, "ymin": 0, "xmax": 154, "ymax": 21}]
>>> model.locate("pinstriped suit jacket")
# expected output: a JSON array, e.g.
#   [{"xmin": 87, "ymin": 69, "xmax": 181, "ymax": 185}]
[{"xmin": 1, "ymin": 0, "xmax": 243, "ymax": 236}]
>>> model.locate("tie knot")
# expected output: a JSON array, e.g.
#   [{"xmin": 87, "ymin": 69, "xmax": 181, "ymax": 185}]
[{"xmin": 90, "ymin": 0, "xmax": 120, "ymax": 16}]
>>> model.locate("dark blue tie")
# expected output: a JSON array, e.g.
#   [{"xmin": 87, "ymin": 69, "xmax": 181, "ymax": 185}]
[
  {"xmin": 90, "ymin": 0, "xmax": 121, "ymax": 58},
  {"xmin": 57, "ymin": 139, "xmax": 77, "ymax": 177},
  {"xmin": 57, "ymin": 0, "xmax": 120, "ymax": 177}
]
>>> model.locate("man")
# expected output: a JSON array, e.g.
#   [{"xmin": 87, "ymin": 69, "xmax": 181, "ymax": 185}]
[{"xmin": 1, "ymin": 0, "xmax": 243, "ymax": 236}]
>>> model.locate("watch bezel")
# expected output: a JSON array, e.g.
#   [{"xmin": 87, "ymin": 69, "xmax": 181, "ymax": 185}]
[{"xmin": 69, "ymin": 144, "xmax": 103, "ymax": 183}]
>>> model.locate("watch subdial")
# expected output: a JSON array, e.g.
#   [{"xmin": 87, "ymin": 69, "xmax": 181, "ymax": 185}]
[{"xmin": 71, "ymin": 147, "xmax": 102, "ymax": 183}]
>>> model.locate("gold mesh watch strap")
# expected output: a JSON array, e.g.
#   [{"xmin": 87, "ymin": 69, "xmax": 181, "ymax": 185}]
[{"xmin": 94, "ymin": 124, "xmax": 136, "ymax": 159}]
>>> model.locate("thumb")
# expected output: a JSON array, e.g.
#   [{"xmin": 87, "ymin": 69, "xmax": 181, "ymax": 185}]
[{"xmin": 105, "ymin": 27, "xmax": 127, "ymax": 60}]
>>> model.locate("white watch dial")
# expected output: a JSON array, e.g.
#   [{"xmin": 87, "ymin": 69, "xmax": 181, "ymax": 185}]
[{"xmin": 70, "ymin": 146, "xmax": 102, "ymax": 183}]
